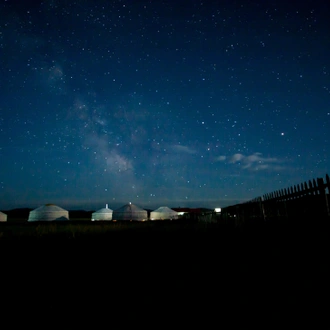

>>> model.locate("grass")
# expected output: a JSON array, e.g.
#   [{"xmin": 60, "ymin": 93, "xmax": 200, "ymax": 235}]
[
  {"xmin": 0, "ymin": 214, "xmax": 328, "ymax": 241},
  {"xmin": 1, "ymin": 216, "xmax": 327, "ymax": 321},
  {"xmin": 0, "ymin": 218, "xmax": 225, "ymax": 240}
]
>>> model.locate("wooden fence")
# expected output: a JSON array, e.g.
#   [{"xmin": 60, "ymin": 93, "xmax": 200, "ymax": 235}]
[{"xmin": 221, "ymin": 174, "xmax": 330, "ymax": 226}]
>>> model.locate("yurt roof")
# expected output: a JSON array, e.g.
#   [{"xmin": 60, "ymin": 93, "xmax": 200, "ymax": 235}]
[
  {"xmin": 152, "ymin": 206, "xmax": 178, "ymax": 213},
  {"xmin": 93, "ymin": 206, "xmax": 113, "ymax": 214},
  {"xmin": 31, "ymin": 204, "xmax": 68, "ymax": 213},
  {"xmin": 114, "ymin": 203, "xmax": 146, "ymax": 213}
]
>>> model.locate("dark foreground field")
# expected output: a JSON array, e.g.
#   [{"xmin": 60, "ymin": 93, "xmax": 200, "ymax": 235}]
[{"xmin": 0, "ymin": 218, "xmax": 327, "ymax": 323}]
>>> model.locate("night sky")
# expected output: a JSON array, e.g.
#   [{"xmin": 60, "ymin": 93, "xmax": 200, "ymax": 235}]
[{"xmin": 1, "ymin": 0, "xmax": 329, "ymax": 211}]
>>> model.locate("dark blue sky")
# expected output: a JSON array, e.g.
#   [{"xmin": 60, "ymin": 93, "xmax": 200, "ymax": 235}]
[{"xmin": 1, "ymin": 0, "xmax": 329, "ymax": 211}]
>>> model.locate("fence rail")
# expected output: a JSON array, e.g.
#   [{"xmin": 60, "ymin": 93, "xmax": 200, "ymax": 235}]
[{"xmin": 221, "ymin": 174, "xmax": 330, "ymax": 225}]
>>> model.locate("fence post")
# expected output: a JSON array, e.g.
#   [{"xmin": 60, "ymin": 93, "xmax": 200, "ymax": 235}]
[
  {"xmin": 317, "ymin": 177, "xmax": 330, "ymax": 218},
  {"xmin": 326, "ymin": 175, "xmax": 330, "ymax": 217},
  {"xmin": 260, "ymin": 196, "xmax": 265, "ymax": 220}
]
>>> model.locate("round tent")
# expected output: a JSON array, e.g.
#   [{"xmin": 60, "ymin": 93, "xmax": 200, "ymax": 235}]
[
  {"xmin": 28, "ymin": 204, "xmax": 69, "ymax": 222},
  {"xmin": 91, "ymin": 204, "xmax": 113, "ymax": 221},
  {"xmin": 112, "ymin": 203, "xmax": 147, "ymax": 221},
  {"xmin": 150, "ymin": 206, "xmax": 178, "ymax": 220},
  {"xmin": 0, "ymin": 211, "xmax": 7, "ymax": 222}
]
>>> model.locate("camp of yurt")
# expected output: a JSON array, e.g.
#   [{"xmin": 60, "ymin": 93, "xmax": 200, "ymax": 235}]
[
  {"xmin": 0, "ymin": 211, "xmax": 7, "ymax": 222},
  {"xmin": 28, "ymin": 204, "xmax": 69, "ymax": 222},
  {"xmin": 91, "ymin": 204, "xmax": 113, "ymax": 221},
  {"xmin": 112, "ymin": 202, "xmax": 148, "ymax": 221},
  {"xmin": 150, "ymin": 206, "xmax": 179, "ymax": 220}
]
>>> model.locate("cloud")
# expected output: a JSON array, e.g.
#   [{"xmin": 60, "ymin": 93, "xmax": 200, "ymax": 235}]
[
  {"xmin": 216, "ymin": 155, "xmax": 226, "ymax": 161},
  {"xmin": 216, "ymin": 152, "xmax": 286, "ymax": 171},
  {"xmin": 171, "ymin": 145, "xmax": 196, "ymax": 154},
  {"xmin": 229, "ymin": 153, "xmax": 245, "ymax": 163}
]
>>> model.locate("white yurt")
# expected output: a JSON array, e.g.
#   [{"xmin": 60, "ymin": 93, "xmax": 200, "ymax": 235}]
[
  {"xmin": 112, "ymin": 202, "xmax": 147, "ymax": 221},
  {"xmin": 150, "ymin": 206, "xmax": 179, "ymax": 220},
  {"xmin": 91, "ymin": 204, "xmax": 113, "ymax": 221},
  {"xmin": 0, "ymin": 211, "xmax": 7, "ymax": 222},
  {"xmin": 28, "ymin": 204, "xmax": 69, "ymax": 222}
]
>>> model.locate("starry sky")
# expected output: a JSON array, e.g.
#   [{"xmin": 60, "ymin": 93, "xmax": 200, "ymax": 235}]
[{"xmin": 1, "ymin": 0, "xmax": 329, "ymax": 211}]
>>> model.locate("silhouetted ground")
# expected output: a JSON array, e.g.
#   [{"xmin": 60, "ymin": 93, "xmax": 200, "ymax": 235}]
[{"xmin": 0, "ymin": 218, "xmax": 327, "ymax": 322}]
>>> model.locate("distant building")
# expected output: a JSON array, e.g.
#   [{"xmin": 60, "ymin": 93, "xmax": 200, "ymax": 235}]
[
  {"xmin": 112, "ymin": 202, "xmax": 147, "ymax": 221},
  {"xmin": 0, "ymin": 211, "xmax": 7, "ymax": 222},
  {"xmin": 172, "ymin": 207, "xmax": 202, "ymax": 220},
  {"xmin": 28, "ymin": 204, "xmax": 69, "ymax": 222},
  {"xmin": 150, "ymin": 206, "xmax": 178, "ymax": 220},
  {"xmin": 91, "ymin": 204, "xmax": 113, "ymax": 221}
]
